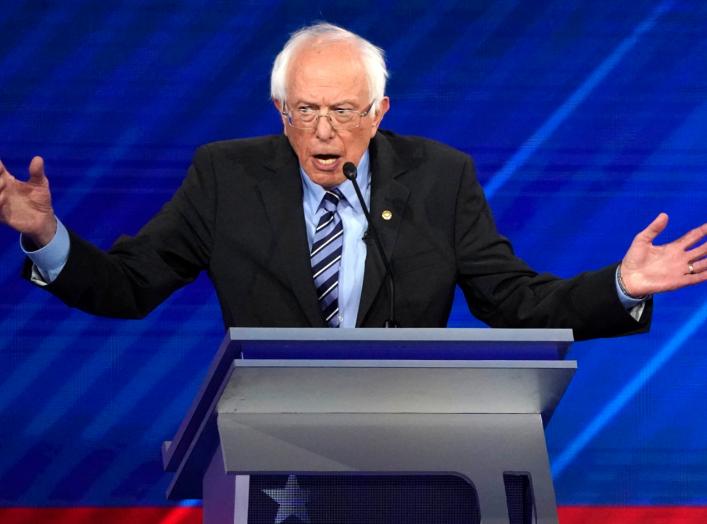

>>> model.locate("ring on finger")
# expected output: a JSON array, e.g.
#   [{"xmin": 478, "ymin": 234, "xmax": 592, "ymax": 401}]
[{"xmin": 688, "ymin": 263, "xmax": 695, "ymax": 274}]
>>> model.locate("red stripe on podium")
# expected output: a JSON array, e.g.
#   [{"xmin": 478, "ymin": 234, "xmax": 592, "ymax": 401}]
[
  {"xmin": 2, "ymin": 506, "xmax": 707, "ymax": 523},
  {"xmin": 0, "ymin": 507, "xmax": 202, "ymax": 524},
  {"xmin": 558, "ymin": 506, "xmax": 707, "ymax": 523}
]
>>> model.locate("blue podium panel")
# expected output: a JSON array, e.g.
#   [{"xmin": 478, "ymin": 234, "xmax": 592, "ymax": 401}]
[{"xmin": 233, "ymin": 327, "xmax": 573, "ymax": 360}]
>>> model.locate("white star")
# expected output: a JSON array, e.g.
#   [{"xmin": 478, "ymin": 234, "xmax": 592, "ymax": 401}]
[{"xmin": 262, "ymin": 474, "xmax": 311, "ymax": 524}]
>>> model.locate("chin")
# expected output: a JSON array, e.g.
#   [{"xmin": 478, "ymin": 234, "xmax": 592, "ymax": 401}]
[
  {"xmin": 308, "ymin": 171, "xmax": 345, "ymax": 189},
  {"xmin": 317, "ymin": 177, "xmax": 346, "ymax": 189}
]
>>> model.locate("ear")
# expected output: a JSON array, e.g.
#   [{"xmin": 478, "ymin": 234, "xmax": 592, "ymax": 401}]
[
  {"xmin": 369, "ymin": 97, "xmax": 390, "ymax": 138},
  {"xmin": 274, "ymin": 100, "xmax": 289, "ymax": 136}
]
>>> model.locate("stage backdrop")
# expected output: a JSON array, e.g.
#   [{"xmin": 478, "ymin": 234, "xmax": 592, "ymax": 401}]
[{"xmin": 1, "ymin": 0, "xmax": 706, "ymax": 522}]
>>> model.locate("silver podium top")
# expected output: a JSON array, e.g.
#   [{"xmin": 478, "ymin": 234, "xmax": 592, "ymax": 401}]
[
  {"xmin": 219, "ymin": 359, "xmax": 576, "ymax": 416},
  {"xmin": 227, "ymin": 327, "xmax": 573, "ymax": 360}
]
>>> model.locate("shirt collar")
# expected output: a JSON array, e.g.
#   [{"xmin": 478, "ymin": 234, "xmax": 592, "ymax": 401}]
[{"xmin": 300, "ymin": 150, "xmax": 371, "ymax": 215}]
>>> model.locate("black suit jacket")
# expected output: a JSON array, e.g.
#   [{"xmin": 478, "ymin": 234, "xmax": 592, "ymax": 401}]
[{"xmin": 27, "ymin": 131, "xmax": 650, "ymax": 339}]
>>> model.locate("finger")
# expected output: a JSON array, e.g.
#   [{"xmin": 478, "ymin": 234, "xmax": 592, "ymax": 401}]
[
  {"xmin": 28, "ymin": 156, "xmax": 47, "ymax": 185},
  {"xmin": 636, "ymin": 212, "xmax": 669, "ymax": 243},
  {"xmin": 676, "ymin": 223, "xmax": 707, "ymax": 250},
  {"xmin": 687, "ymin": 236, "xmax": 707, "ymax": 260},
  {"xmin": 684, "ymin": 269, "xmax": 707, "ymax": 289},
  {"xmin": 0, "ymin": 164, "xmax": 8, "ymax": 191}
]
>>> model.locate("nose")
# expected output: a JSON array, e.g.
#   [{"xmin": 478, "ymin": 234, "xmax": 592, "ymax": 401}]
[{"xmin": 314, "ymin": 112, "xmax": 335, "ymax": 141}]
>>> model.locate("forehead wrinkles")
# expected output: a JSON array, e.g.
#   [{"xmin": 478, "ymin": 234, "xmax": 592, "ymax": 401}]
[{"xmin": 286, "ymin": 41, "xmax": 369, "ymax": 102}]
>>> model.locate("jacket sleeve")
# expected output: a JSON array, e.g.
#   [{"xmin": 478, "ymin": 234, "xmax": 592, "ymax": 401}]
[
  {"xmin": 22, "ymin": 145, "xmax": 216, "ymax": 319},
  {"xmin": 453, "ymin": 155, "xmax": 651, "ymax": 341}
]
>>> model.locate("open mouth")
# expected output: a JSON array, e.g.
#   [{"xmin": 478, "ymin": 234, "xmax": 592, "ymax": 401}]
[{"xmin": 313, "ymin": 154, "xmax": 341, "ymax": 169}]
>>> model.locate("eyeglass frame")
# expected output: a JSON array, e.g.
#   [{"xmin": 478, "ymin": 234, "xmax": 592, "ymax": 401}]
[{"xmin": 280, "ymin": 100, "xmax": 376, "ymax": 130}]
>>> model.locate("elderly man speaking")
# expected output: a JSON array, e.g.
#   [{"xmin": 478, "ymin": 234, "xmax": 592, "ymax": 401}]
[{"xmin": 0, "ymin": 23, "xmax": 705, "ymax": 337}]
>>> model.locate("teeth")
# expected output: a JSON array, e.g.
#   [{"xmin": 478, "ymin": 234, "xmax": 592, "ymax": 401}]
[{"xmin": 316, "ymin": 157, "xmax": 337, "ymax": 165}]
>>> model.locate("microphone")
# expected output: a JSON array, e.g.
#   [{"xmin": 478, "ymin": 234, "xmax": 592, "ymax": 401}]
[{"xmin": 342, "ymin": 162, "xmax": 398, "ymax": 328}]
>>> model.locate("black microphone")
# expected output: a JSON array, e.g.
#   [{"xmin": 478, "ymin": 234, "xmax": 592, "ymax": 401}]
[{"xmin": 342, "ymin": 162, "xmax": 398, "ymax": 328}]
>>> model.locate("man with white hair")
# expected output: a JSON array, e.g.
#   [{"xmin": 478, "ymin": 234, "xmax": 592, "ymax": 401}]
[{"xmin": 0, "ymin": 22, "xmax": 705, "ymax": 336}]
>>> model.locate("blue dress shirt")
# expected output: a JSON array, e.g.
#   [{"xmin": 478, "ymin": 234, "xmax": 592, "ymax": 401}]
[
  {"xmin": 300, "ymin": 152, "xmax": 371, "ymax": 328},
  {"xmin": 21, "ymin": 218, "xmax": 70, "ymax": 285}
]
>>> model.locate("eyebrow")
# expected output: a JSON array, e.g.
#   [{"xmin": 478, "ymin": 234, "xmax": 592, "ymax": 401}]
[{"xmin": 293, "ymin": 99, "xmax": 358, "ymax": 107}]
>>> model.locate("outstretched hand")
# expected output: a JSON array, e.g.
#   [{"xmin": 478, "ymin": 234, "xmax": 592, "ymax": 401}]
[
  {"xmin": 620, "ymin": 213, "xmax": 707, "ymax": 297},
  {"xmin": 0, "ymin": 156, "xmax": 57, "ymax": 247}
]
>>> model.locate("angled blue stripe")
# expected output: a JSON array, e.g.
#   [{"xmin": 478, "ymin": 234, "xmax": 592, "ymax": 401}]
[
  {"xmin": 83, "ymin": 371, "xmax": 205, "ymax": 500},
  {"xmin": 0, "ymin": 1, "xmax": 210, "ymax": 304},
  {"xmin": 483, "ymin": 0, "xmax": 675, "ymax": 200},
  {"xmin": 0, "ymin": 5, "xmax": 124, "ymax": 136},
  {"xmin": 0, "ymin": 3, "xmax": 82, "ymax": 76},
  {"xmin": 0, "ymin": 306, "xmax": 89, "ymax": 414},
  {"xmin": 0, "ymin": 0, "xmax": 215, "ymax": 414},
  {"xmin": 21, "ymin": 304, "xmax": 214, "ymax": 501},
  {"xmin": 552, "ymin": 298, "xmax": 707, "ymax": 478}
]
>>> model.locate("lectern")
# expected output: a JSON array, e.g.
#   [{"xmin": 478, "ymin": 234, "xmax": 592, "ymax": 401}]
[{"xmin": 162, "ymin": 328, "xmax": 575, "ymax": 524}]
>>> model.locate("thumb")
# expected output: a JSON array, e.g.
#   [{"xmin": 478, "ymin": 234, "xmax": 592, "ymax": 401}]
[
  {"xmin": 637, "ymin": 212, "xmax": 669, "ymax": 243},
  {"xmin": 28, "ymin": 156, "xmax": 47, "ymax": 185}
]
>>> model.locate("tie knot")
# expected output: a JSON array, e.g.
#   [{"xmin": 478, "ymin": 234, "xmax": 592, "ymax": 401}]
[{"xmin": 320, "ymin": 189, "xmax": 343, "ymax": 212}]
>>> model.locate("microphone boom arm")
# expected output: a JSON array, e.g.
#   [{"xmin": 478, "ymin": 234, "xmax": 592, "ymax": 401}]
[{"xmin": 343, "ymin": 162, "xmax": 398, "ymax": 327}]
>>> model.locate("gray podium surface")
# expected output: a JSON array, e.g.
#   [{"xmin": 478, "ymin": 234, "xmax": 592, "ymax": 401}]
[{"xmin": 162, "ymin": 328, "xmax": 576, "ymax": 524}]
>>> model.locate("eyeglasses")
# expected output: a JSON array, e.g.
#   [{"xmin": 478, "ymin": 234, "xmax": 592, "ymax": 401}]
[{"xmin": 282, "ymin": 101, "xmax": 375, "ymax": 130}]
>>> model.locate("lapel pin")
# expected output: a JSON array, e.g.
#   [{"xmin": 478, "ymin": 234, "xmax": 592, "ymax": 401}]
[{"xmin": 381, "ymin": 210, "xmax": 393, "ymax": 221}]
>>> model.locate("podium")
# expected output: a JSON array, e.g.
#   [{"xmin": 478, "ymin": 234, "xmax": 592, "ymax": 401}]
[{"xmin": 162, "ymin": 328, "xmax": 575, "ymax": 524}]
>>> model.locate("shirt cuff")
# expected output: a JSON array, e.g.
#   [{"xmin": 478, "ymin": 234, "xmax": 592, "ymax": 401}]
[
  {"xmin": 615, "ymin": 266, "xmax": 647, "ymax": 321},
  {"xmin": 20, "ymin": 219, "xmax": 70, "ymax": 284}
]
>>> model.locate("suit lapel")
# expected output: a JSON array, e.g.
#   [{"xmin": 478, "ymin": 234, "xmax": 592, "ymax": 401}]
[
  {"xmin": 258, "ymin": 137, "xmax": 325, "ymax": 327},
  {"xmin": 356, "ymin": 133, "xmax": 411, "ymax": 326}
]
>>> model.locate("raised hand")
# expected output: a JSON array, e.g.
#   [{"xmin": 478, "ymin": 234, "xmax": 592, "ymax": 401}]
[
  {"xmin": 620, "ymin": 213, "xmax": 707, "ymax": 297},
  {"xmin": 0, "ymin": 156, "xmax": 57, "ymax": 247}
]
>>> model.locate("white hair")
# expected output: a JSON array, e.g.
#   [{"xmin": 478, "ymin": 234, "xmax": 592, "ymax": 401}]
[{"xmin": 270, "ymin": 22, "xmax": 388, "ymax": 114}]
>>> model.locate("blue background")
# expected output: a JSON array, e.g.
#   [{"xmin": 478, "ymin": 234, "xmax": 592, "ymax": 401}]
[{"xmin": 1, "ymin": 0, "xmax": 706, "ymax": 508}]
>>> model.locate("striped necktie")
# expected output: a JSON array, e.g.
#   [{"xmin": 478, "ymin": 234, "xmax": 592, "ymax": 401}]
[{"xmin": 311, "ymin": 189, "xmax": 344, "ymax": 327}]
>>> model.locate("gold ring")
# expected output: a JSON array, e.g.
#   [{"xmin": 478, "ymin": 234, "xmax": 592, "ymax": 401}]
[{"xmin": 688, "ymin": 263, "xmax": 695, "ymax": 274}]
